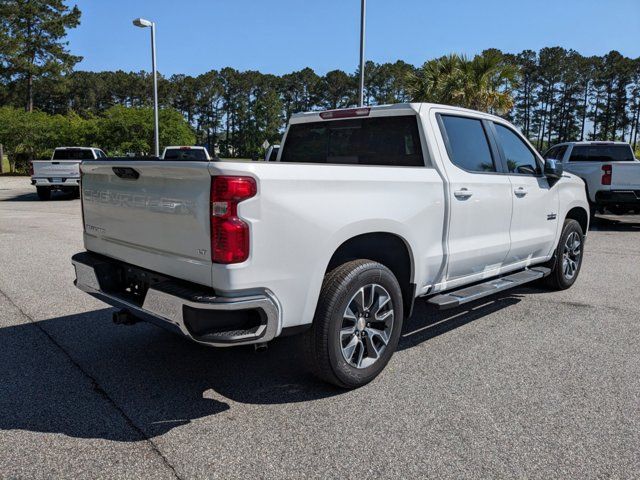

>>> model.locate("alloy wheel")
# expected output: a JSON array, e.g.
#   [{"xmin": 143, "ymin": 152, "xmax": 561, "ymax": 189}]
[
  {"xmin": 562, "ymin": 231, "xmax": 582, "ymax": 280},
  {"xmin": 340, "ymin": 284, "xmax": 394, "ymax": 369}
]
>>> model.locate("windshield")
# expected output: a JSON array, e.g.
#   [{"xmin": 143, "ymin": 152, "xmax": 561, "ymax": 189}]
[
  {"xmin": 569, "ymin": 145, "xmax": 634, "ymax": 162},
  {"xmin": 52, "ymin": 149, "xmax": 95, "ymax": 160},
  {"xmin": 163, "ymin": 148, "xmax": 208, "ymax": 161}
]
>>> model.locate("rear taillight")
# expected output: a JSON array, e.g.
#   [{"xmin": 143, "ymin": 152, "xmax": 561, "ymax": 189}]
[
  {"xmin": 210, "ymin": 176, "xmax": 257, "ymax": 264},
  {"xmin": 601, "ymin": 165, "xmax": 612, "ymax": 185},
  {"xmin": 29, "ymin": 161, "xmax": 34, "ymax": 176}
]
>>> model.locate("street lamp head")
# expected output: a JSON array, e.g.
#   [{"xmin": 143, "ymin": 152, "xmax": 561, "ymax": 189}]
[{"xmin": 132, "ymin": 17, "xmax": 153, "ymax": 28}]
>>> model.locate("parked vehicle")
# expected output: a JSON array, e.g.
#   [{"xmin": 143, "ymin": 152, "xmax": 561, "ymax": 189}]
[
  {"xmin": 31, "ymin": 147, "xmax": 106, "ymax": 200},
  {"xmin": 161, "ymin": 146, "xmax": 212, "ymax": 161},
  {"xmin": 264, "ymin": 145, "xmax": 280, "ymax": 161},
  {"xmin": 544, "ymin": 141, "xmax": 640, "ymax": 216},
  {"xmin": 72, "ymin": 103, "xmax": 589, "ymax": 388}
]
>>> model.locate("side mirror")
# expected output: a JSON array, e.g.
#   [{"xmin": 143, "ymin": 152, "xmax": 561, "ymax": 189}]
[{"xmin": 544, "ymin": 158, "xmax": 563, "ymax": 185}]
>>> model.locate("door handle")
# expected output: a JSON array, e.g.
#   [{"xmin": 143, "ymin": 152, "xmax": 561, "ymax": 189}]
[
  {"xmin": 454, "ymin": 188, "xmax": 473, "ymax": 199},
  {"xmin": 514, "ymin": 187, "xmax": 528, "ymax": 197}
]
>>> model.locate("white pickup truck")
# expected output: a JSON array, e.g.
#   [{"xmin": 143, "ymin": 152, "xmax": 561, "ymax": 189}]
[
  {"xmin": 544, "ymin": 141, "xmax": 640, "ymax": 216},
  {"xmin": 31, "ymin": 147, "xmax": 106, "ymax": 200},
  {"xmin": 72, "ymin": 103, "xmax": 589, "ymax": 388}
]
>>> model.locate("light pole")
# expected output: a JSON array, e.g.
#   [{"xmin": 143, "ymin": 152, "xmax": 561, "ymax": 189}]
[
  {"xmin": 133, "ymin": 17, "xmax": 160, "ymax": 157},
  {"xmin": 358, "ymin": 0, "xmax": 366, "ymax": 107}
]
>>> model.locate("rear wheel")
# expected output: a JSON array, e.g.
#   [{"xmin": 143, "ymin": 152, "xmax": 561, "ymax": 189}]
[
  {"xmin": 303, "ymin": 259, "xmax": 404, "ymax": 389},
  {"xmin": 544, "ymin": 219, "xmax": 584, "ymax": 290},
  {"xmin": 36, "ymin": 186, "xmax": 51, "ymax": 201}
]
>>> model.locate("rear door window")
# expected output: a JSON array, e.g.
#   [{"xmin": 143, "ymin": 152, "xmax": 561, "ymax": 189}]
[
  {"xmin": 280, "ymin": 116, "xmax": 425, "ymax": 167},
  {"xmin": 439, "ymin": 115, "xmax": 496, "ymax": 173},
  {"xmin": 569, "ymin": 145, "xmax": 634, "ymax": 162}
]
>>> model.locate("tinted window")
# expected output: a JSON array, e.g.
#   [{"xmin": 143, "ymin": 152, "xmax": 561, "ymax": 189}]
[
  {"xmin": 569, "ymin": 145, "xmax": 634, "ymax": 162},
  {"xmin": 440, "ymin": 115, "xmax": 495, "ymax": 172},
  {"xmin": 267, "ymin": 146, "xmax": 279, "ymax": 162},
  {"xmin": 52, "ymin": 149, "xmax": 95, "ymax": 160},
  {"xmin": 163, "ymin": 148, "xmax": 208, "ymax": 161},
  {"xmin": 544, "ymin": 145, "xmax": 567, "ymax": 162},
  {"xmin": 495, "ymin": 124, "xmax": 541, "ymax": 175},
  {"xmin": 280, "ymin": 116, "xmax": 424, "ymax": 167}
]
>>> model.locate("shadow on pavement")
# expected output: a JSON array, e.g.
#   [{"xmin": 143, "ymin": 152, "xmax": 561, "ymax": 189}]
[
  {"xmin": 0, "ymin": 292, "xmax": 523, "ymax": 442},
  {"xmin": 589, "ymin": 215, "xmax": 640, "ymax": 232},
  {"xmin": 0, "ymin": 308, "xmax": 337, "ymax": 442},
  {"xmin": 2, "ymin": 190, "xmax": 78, "ymax": 202},
  {"xmin": 400, "ymin": 294, "xmax": 521, "ymax": 351}
]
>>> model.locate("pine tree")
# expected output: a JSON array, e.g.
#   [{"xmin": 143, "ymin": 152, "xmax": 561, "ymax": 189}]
[{"xmin": 0, "ymin": 0, "xmax": 81, "ymax": 112}]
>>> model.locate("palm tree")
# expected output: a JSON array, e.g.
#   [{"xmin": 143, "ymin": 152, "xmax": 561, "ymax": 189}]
[{"xmin": 407, "ymin": 51, "xmax": 519, "ymax": 115}]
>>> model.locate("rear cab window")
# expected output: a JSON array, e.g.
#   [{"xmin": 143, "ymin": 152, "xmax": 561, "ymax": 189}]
[
  {"xmin": 164, "ymin": 148, "xmax": 208, "ymax": 161},
  {"xmin": 280, "ymin": 115, "xmax": 425, "ymax": 167},
  {"xmin": 52, "ymin": 149, "xmax": 95, "ymax": 160},
  {"xmin": 569, "ymin": 145, "xmax": 635, "ymax": 162}
]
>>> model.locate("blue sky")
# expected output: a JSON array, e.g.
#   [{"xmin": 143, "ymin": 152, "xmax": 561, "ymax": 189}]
[{"xmin": 68, "ymin": 0, "xmax": 640, "ymax": 76}]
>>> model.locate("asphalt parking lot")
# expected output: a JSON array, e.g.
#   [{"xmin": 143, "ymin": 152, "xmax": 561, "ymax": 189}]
[{"xmin": 0, "ymin": 176, "xmax": 639, "ymax": 479}]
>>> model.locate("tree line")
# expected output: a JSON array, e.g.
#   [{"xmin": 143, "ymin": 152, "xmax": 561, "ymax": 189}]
[{"xmin": 2, "ymin": 49, "xmax": 638, "ymax": 161}]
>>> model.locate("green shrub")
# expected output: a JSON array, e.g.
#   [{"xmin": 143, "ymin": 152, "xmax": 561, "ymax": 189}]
[{"xmin": 0, "ymin": 105, "xmax": 196, "ymax": 172}]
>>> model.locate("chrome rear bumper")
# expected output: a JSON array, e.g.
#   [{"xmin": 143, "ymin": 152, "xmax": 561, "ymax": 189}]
[
  {"xmin": 31, "ymin": 177, "xmax": 80, "ymax": 187},
  {"xmin": 72, "ymin": 252, "xmax": 280, "ymax": 347}
]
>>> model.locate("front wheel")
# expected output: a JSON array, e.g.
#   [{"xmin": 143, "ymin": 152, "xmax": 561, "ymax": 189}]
[
  {"xmin": 303, "ymin": 259, "xmax": 404, "ymax": 389},
  {"xmin": 544, "ymin": 219, "xmax": 585, "ymax": 290}
]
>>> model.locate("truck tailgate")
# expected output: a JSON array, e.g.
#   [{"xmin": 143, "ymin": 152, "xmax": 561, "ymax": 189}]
[
  {"xmin": 80, "ymin": 161, "xmax": 213, "ymax": 286},
  {"xmin": 33, "ymin": 160, "xmax": 80, "ymax": 178},
  {"xmin": 611, "ymin": 162, "xmax": 640, "ymax": 189}
]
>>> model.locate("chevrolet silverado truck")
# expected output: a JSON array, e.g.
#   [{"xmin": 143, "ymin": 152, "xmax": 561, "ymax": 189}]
[
  {"xmin": 31, "ymin": 147, "xmax": 106, "ymax": 200},
  {"xmin": 544, "ymin": 141, "xmax": 640, "ymax": 216},
  {"xmin": 72, "ymin": 103, "xmax": 589, "ymax": 388}
]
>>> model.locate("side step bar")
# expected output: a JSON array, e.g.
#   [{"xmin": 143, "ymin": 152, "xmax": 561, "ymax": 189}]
[{"xmin": 427, "ymin": 267, "xmax": 551, "ymax": 310}]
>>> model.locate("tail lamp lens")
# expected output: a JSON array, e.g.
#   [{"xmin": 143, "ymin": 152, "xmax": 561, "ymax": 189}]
[
  {"xmin": 601, "ymin": 165, "xmax": 612, "ymax": 185},
  {"xmin": 210, "ymin": 176, "xmax": 256, "ymax": 264}
]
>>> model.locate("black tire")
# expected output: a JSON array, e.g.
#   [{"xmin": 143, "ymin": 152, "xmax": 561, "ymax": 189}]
[
  {"xmin": 36, "ymin": 186, "xmax": 51, "ymax": 200},
  {"xmin": 303, "ymin": 259, "xmax": 404, "ymax": 389},
  {"xmin": 73, "ymin": 187, "xmax": 81, "ymax": 199},
  {"xmin": 544, "ymin": 219, "xmax": 585, "ymax": 291}
]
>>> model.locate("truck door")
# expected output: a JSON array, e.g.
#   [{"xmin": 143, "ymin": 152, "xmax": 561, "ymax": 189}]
[
  {"xmin": 436, "ymin": 113, "xmax": 513, "ymax": 282},
  {"xmin": 491, "ymin": 122, "xmax": 559, "ymax": 264}
]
